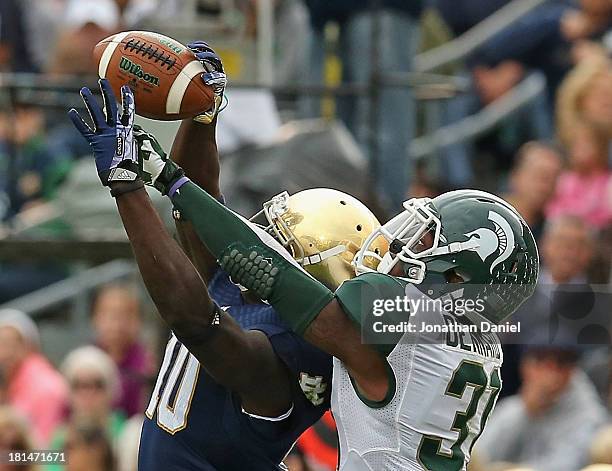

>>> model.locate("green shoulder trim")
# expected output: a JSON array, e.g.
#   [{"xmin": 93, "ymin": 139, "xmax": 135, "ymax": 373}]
[{"xmin": 348, "ymin": 359, "xmax": 397, "ymax": 409}]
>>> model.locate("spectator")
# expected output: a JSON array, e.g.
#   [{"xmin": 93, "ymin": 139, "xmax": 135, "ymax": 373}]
[
  {"xmin": 540, "ymin": 215, "xmax": 595, "ymax": 286},
  {"xmin": 557, "ymin": 55, "xmax": 612, "ymax": 144},
  {"xmin": 432, "ymin": 1, "xmax": 570, "ymax": 187},
  {"xmin": 502, "ymin": 215, "xmax": 597, "ymax": 396},
  {"xmin": 562, "ymin": 0, "xmax": 612, "ymax": 44},
  {"xmin": 476, "ymin": 343, "xmax": 607, "ymax": 471},
  {"xmin": 47, "ymin": 0, "xmax": 119, "ymax": 76},
  {"xmin": 47, "ymin": 346, "xmax": 125, "ymax": 471},
  {"xmin": 0, "ymin": 103, "xmax": 72, "ymax": 220},
  {"xmin": 0, "ymin": 406, "xmax": 35, "ymax": 471},
  {"xmin": 63, "ymin": 422, "xmax": 116, "ymax": 471},
  {"xmin": 92, "ymin": 284, "xmax": 153, "ymax": 417},
  {"xmin": 0, "ymin": 309, "xmax": 68, "ymax": 446},
  {"xmin": 546, "ymin": 123, "xmax": 611, "ymax": 229},
  {"xmin": 0, "ymin": 101, "xmax": 72, "ymax": 303},
  {"xmin": 468, "ymin": 0, "xmax": 608, "ymax": 101},
  {"xmin": 302, "ymin": 0, "xmax": 423, "ymax": 213},
  {"xmin": 505, "ymin": 141, "xmax": 563, "ymax": 240}
]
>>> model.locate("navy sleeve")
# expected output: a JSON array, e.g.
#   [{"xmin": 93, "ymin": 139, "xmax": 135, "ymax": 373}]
[{"xmin": 251, "ymin": 325, "xmax": 332, "ymax": 403}]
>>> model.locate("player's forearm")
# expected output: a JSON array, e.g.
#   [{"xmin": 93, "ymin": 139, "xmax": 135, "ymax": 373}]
[
  {"xmin": 170, "ymin": 118, "xmax": 221, "ymax": 198},
  {"xmin": 170, "ymin": 119, "xmax": 221, "ymax": 281},
  {"xmin": 113, "ymin": 187, "xmax": 217, "ymax": 341},
  {"xmin": 174, "ymin": 220, "xmax": 218, "ymax": 283},
  {"xmin": 170, "ymin": 180, "xmax": 334, "ymax": 334}
]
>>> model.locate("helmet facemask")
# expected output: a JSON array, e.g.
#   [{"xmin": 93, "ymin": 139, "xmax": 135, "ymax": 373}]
[
  {"xmin": 355, "ymin": 198, "xmax": 441, "ymax": 283},
  {"xmin": 354, "ymin": 197, "xmax": 482, "ymax": 284}
]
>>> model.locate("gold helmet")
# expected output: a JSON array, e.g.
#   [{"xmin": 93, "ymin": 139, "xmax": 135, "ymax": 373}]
[{"xmin": 253, "ymin": 188, "xmax": 389, "ymax": 290}]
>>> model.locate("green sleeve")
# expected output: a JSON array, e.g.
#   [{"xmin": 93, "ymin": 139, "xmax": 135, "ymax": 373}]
[
  {"xmin": 171, "ymin": 181, "xmax": 333, "ymax": 334},
  {"xmin": 335, "ymin": 273, "xmax": 408, "ymax": 356}
]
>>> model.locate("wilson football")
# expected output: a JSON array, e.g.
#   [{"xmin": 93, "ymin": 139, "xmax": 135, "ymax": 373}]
[{"xmin": 93, "ymin": 31, "xmax": 214, "ymax": 121}]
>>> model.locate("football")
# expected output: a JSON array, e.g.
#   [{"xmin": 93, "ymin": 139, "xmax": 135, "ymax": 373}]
[{"xmin": 93, "ymin": 31, "xmax": 214, "ymax": 121}]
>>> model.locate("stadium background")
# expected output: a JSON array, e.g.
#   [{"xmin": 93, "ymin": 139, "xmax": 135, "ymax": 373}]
[{"xmin": 0, "ymin": 0, "xmax": 610, "ymax": 470}]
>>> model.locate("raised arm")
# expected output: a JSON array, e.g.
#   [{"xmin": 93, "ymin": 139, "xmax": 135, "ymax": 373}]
[
  {"xmin": 170, "ymin": 118, "xmax": 221, "ymax": 283},
  {"xmin": 69, "ymin": 80, "xmax": 292, "ymax": 417},
  {"xmin": 113, "ymin": 185, "xmax": 292, "ymax": 416},
  {"xmin": 169, "ymin": 41, "xmax": 226, "ymax": 283}
]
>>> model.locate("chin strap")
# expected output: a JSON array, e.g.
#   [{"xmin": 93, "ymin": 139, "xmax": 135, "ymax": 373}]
[
  {"xmin": 296, "ymin": 245, "xmax": 346, "ymax": 267},
  {"xmin": 428, "ymin": 239, "xmax": 481, "ymax": 257}
]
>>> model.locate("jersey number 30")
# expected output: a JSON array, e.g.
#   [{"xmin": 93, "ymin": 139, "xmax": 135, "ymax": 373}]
[
  {"xmin": 418, "ymin": 360, "xmax": 501, "ymax": 471},
  {"xmin": 145, "ymin": 336, "xmax": 201, "ymax": 434}
]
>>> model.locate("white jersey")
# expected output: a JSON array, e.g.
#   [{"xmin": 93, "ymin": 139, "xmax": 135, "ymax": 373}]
[{"xmin": 332, "ymin": 284, "xmax": 503, "ymax": 471}]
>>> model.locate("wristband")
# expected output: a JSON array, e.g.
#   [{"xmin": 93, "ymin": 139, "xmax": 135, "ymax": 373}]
[
  {"xmin": 110, "ymin": 180, "xmax": 145, "ymax": 198},
  {"xmin": 168, "ymin": 176, "xmax": 190, "ymax": 198},
  {"xmin": 173, "ymin": 303, "xmax": 224, "ymax": 347}
]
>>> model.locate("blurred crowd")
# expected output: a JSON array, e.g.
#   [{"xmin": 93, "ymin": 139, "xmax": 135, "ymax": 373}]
[
  {"xmin": 0, "ymin": 0, "xmax": 611, "ymax": 470},
  {"xmin": 0, "ymin": 283, "xmax": 153, "ymax": 471}
]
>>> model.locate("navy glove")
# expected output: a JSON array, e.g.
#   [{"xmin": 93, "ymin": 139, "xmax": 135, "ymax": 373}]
[
  {"xmin": 188, "ymin": 41, "xmax": 227, "ymax": 124},
  {"xmin": 69, "ymin": 79, "xmax": 141, "ymax": 191}
]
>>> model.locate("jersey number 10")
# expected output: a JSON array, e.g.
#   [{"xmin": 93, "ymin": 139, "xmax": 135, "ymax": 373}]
[{"xmin": 145, "ymin": 336, "xmax": 201, "ymax": 434}]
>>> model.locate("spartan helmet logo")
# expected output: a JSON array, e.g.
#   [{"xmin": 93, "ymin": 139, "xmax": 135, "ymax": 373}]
[{"xmin": 464, "ymin": 211, "xmax": 516, "ymax": 273}]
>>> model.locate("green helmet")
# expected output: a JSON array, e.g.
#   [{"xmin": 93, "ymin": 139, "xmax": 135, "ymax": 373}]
[{"xmin": 353, "ymin": 190, "xmax": 539, "ymax": 324}]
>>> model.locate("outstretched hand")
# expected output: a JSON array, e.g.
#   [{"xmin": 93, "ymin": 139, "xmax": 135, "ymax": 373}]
[
  {"xmin": 68, "ymin": 79, "xmax": 140, "ymax": 187},
  {"xmin": 188, "ymin": 41, "xmax": 227, "ymax": 124}
]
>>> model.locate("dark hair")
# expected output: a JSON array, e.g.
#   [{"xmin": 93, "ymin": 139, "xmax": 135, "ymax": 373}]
[{"xmin": 523, "ymin": 347, "xmax": 580, "ymax": 365}]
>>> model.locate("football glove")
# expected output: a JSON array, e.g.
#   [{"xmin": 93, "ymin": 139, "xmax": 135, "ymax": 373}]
[
  {"xmin": 69, "ymin": 79, "xmax": 140, "ymax": 187},
  {"xmin": 135, "ymin": 126, "xmax": 187, "ymax": 196},
  {"xmin": 188, "ymin": 41, "xmax": 227, "ymax": 125}
]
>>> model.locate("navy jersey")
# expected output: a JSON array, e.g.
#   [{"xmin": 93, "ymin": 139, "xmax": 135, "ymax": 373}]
[{"xmin": 138, "ymin": 269, "xmax": 333, "ymax": 471}]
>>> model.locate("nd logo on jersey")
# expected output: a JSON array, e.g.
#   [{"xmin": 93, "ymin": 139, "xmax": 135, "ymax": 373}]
[{"xmin": 299, "ymin": 373, "xmax": 327, "ymax": 406}]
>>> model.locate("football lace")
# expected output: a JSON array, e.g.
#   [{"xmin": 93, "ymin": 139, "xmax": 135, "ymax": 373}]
[{"xmin": 124, "ymin": 39, "xmax": 177, "ymax": 70}]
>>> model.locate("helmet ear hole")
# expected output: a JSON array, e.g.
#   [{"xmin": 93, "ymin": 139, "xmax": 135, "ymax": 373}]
[
  {"xmin": 444, "ymin": 269, "xmax": 466, "ymax": 283},
  {"xmin": 356, "ymin": 224, "xmax": 362, "ymax": 232}
]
